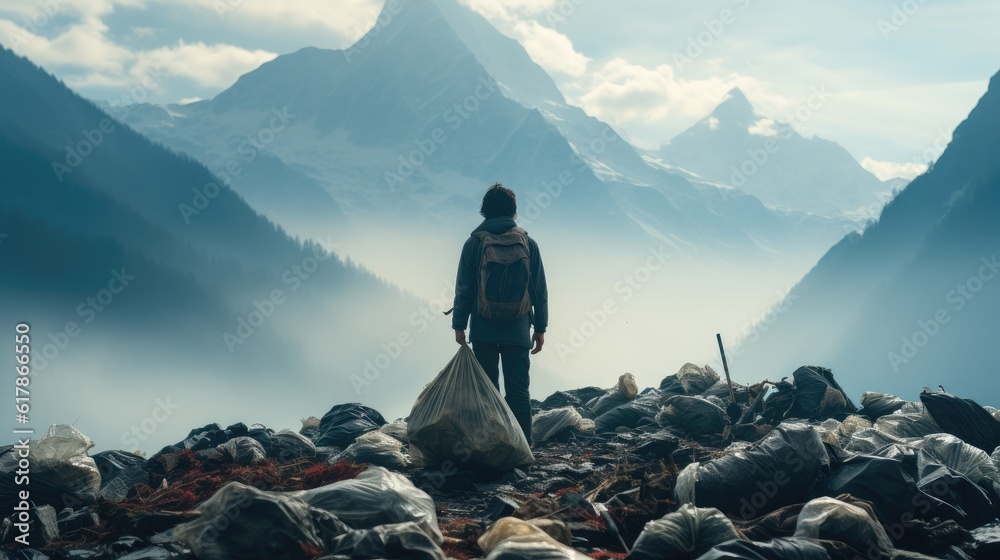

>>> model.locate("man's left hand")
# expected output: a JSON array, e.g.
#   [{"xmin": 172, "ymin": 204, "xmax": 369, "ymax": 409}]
[{"xmin": 531, "ymin": 332, "xmax": 545, "ymax": 354}]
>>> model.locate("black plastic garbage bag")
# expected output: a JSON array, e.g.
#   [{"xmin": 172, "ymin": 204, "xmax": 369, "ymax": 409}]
[
  {"xmin": 656, "ymin": 395, "xmax": 729, "ymax": 437},
  {"xmin": 675, "ymin": 423, "xmax": 831, "ymax": 519},
  {"xmin": 327, "ymin": 521, "xmax": 445, "ymax": 560},
  {"xmin": 594, "ymin": 390, "xmax": 661, "ymax": 433},
  {"xmin": 93, "ymin": 450, "xmax": 148, "ymax": 502},
  {"xmin": 587, "ymin": 373, "xmax": 639, "ymax": 416},
  {"xmin": 629, "ymin": 504, "xmax": 741, "ymax": 560},
  {"xmin": 857, "ymin": 392, "xmax": 908, "ymax": 421},
  {"xmin": 915, "ymin": 456, "xmax": 997, "ymax": 529},
  {"xmin": 827, "ymin": 452, "xmax": 994, "ymax": 545},
  {"xmin": 407, "ymin": 345, "xmax": 533, "ymax": 475},
  {"xmin": 314, "ymin": 404, "xmax": 387, "ymax": 449},
  {"xmin": 0, "ymin": 425, "xmax": 101, "ymax": 511},
  {"xmin": 174, "ymin": 482, "xmax": 349, "ymax": 560},
  {"xmin": 784, "ymin": 366, "xmax": 856, "ymax": 421},
  {"xmin": 272, "ymin": 430, "xmax": 318, "ymax": 460},
  {"xmin": 297, "ymin": 466, "xmax": 442, "ymax": 544},
  {"xmin": 247, "ymin": 427, "xmax": 318, "ymax": 461},
  {"xmin": 695, "ymin": 537, "xmax": 831, "ymax": 560},
  {"xmin": 539, "ymin": 388, "xmax": 604, "ymax": 411},
  {"xmin": 156, "ymin": 423, "xmax": 244, "ymax": 456},
  {"xmin": 658, "ymin": 374, "xmax": 686, "ymax": 396},
  {"xmin": 921, "ymin": 392, "xmax": 1000, "ymax": 453}
]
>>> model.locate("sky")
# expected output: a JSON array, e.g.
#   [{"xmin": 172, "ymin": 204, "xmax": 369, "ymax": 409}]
[{"xmin": 1, "ymin": 0, "xmax": 997, "ymax": 180}]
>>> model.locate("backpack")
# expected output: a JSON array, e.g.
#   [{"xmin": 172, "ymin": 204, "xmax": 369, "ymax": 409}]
[{"xmin": 473, "ymin": 227, "xmax": 532, "ymax": 320}]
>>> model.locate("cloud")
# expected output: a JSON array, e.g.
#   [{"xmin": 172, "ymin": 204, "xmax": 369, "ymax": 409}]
[
  {"xmin": 1, "ymin": 1, "xmax": 275, "ymax": 93},
  {"xmin": 510, "ymin": 20, "xmax": 590, "ymax": 77},
  {"xmin": 748, "ymin": 118, "xmax": 779, "ymax": 137},
  {"xmin": 571, "ymin": 58, "xmax": 773, "ymax": 148},
  {"xmin": 861, "ymin": 157, "xmax": 927, "ymax": 181},
  {"xmin": 461, "ymin": 0, "xmax": 560, "ymax": 20},
  {"xmin": 204, "ymin": 0, "xmax": 382, "ymax": 46},
  {"xmin": 1, "ymin": 13, "xmax": 133, "ymax": 74},
  {"xmin": 707, "ymin": 116, "xmax": 719, "ymax": 130},
  {"xmin": 131, "ymin": 41, "xmax": 276, "ymax": 88}
]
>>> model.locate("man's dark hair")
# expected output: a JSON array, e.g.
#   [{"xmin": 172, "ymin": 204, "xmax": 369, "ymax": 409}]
[{"xmin": 480, "ymin": 183, "xmax": 517, "ymax": 219}]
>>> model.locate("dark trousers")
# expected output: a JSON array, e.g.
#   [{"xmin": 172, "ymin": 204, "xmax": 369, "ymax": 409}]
[{"xmin": 473, "ymin": 343, "xmax": 532, "ymax": 444}]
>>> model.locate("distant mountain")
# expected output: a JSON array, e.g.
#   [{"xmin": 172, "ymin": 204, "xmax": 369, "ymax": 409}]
[
  {"xmin": 657, "ymin": 88, "xmax": 892, "ymax": 218},
  {"xmin": 734, "ymin": 71, "xmax": 1000, "ymax": 398},
  {"xmin": 0, "ymin": 46, "xmax": 432, "ymax": 450},
  {"xmin": 114, "ymin": 0, "xmax": 848, "ymax": 266}
]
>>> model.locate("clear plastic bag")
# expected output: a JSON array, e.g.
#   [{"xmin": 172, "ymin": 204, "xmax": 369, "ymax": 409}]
[
  {"xmin": 296, "ymin": 465, "xmax": 442, "ymax": 544},
  {"xmin": 378, "ymin": 419, "xmax": 409, "ymax": 443},
  {"xmin": 0, "ymin": 424, "xmax": 101, "ymax": 510},
  {"xmin": 532, "ymin": 407, "xmax": 589, "ymax": 443},
  {"xmin": 874, "ymin": 408, "xmax": 941, "ymax": 438},
  {"xmin": 629, "ymin": 503, "xmax": 741, "ymax": 560},
  {"xmin": 478, "ymin": 517, "xmax": 591, "ymax": 560},
  {"xmin": 836, "ymin": 415, "xmax": 873, "ymax": 446},
  {"xmin": 845, "ymin": 427, "xmax": 909, "ymax": 454},
  {"xmin": 793, "ymin": 496, "xmax": 893, "ymax": 557},
  {"xmin": 675, "ymin": 363, "xmax": 720, "ymax": 394},
  {"xmin": 218, "ymin": 436, "xmax": 267, "ymax": 466},
  {"xmin": 336, "ymin": 430, "xmax": 408, "ymax": 470},
  {"xmin": 407, "ymin": 345, "xmax": 533, "ymax": 475}
]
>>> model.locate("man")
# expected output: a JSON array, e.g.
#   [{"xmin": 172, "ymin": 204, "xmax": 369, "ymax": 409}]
[{"xmin": 452, "ymin": 183, "xmax": 548, "ymax": 444}]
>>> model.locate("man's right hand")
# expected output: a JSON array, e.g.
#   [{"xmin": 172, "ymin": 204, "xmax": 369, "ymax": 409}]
[{"xmin": 455, "ymin": 329, "xmax": 467, "ymax": 345}]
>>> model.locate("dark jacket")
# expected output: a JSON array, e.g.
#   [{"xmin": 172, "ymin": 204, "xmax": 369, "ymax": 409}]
[{"xmin": 452, "ymin": 216, "xmax": 548, "ymax": 348}]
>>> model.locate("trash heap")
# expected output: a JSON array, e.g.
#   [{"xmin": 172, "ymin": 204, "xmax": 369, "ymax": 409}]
[{"xmin": 3, "ymin": 359, "xmax": 1000, "ymax": 559}]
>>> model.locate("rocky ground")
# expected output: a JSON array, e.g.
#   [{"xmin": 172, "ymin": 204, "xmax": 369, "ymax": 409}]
[{"xmin": 3, "ymin": 364, "xmax": 1000, "ymax": 559}]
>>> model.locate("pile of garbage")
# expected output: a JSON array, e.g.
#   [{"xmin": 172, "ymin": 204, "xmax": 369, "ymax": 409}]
[{"xmin": 3, "ymin": 354, "xmax": 1000, "ymax": 559}]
